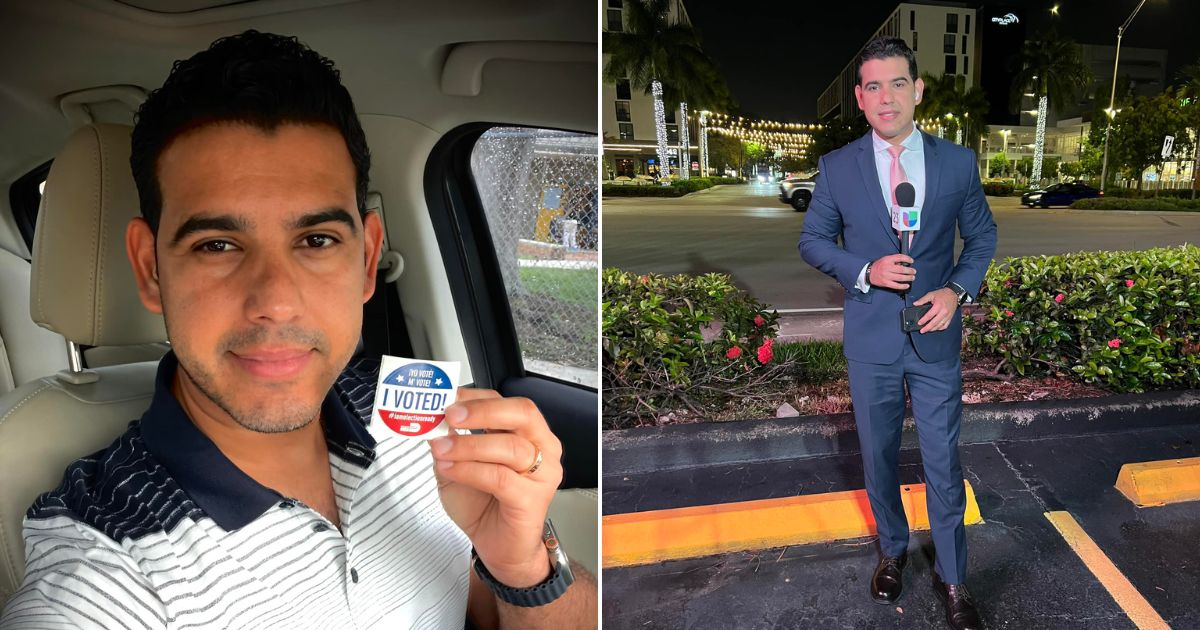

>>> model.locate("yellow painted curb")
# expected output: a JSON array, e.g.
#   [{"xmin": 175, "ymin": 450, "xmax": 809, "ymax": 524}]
[
  {"xmin": 1115, "ymin": 456, "xmax": 1200, "ymax": 507},
  {"xmin": 602, "ymin": 481, "xmax": 981, "ymax": 568},
  {"xmin": 1044, "ymin": 511, "xmax": 1169, "ymax": 630}
]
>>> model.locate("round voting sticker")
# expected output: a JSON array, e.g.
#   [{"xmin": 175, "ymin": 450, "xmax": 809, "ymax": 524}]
[{"xmin": 376, "ymin": 362, "xmax": 454, "ymax": 437}]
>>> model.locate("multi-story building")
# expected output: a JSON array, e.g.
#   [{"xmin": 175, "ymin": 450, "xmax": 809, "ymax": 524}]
[
  {"xmin": 601, "ymin": 0, "xmax": 694, "ymax": 179},
  {"xmin": 818, "ymin": 1, "xmax": 982, "ymax": 121}
]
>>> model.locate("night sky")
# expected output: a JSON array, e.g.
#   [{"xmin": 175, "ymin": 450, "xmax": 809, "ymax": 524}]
[{"xmin": 686, "ymin": 0, "xmax": 1200, "ymax": 121}]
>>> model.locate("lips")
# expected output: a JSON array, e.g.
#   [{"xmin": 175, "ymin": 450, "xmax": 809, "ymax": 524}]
[
  {"xmin": 230, "ymin": 348, "xmax": 314, "ymax": 379},
  {"xmin": 878, "ymin": 111, "xmax": 899, "ymax": 121}
]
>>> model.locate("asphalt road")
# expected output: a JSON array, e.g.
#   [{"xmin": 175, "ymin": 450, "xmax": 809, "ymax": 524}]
[{"xmin": 602, "ymin": 183, "xmax": 1200, "ymax": 311}]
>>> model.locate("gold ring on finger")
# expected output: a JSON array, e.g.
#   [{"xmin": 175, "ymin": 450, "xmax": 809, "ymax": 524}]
[{"xmin": 522, "ymin": 446, "xmax": 543, "ymax": 476}]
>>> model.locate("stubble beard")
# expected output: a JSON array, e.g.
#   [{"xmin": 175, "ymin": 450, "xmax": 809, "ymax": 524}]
[{"xmin": 166, "ymin": 316, "xmax": 334, "ymax": 434}]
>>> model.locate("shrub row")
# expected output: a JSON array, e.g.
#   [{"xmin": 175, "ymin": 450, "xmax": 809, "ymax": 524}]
[
  {"xmin": 1096, "ymin": 187, "xmax": 1197, "ymax": 199},
  {"xmin": 602, "ymin": 176, "xmax": 743, "ymax": 197},
  {"xmin": 602, "ymin": 269, "xmax": 782, "ymax": 427},
  {"xmin": 1071, "ymin": 197, "xmax": 1200, "ymax": 211},
  {"xmin": 982, "ymin": 181, "xmax": 1014, "ymax": 196},
  {"xmin": 964, "ymin": 245, "xmax": 1200, "ymax": 393}
]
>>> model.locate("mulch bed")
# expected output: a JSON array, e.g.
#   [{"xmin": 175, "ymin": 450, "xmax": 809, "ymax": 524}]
[{"xmin": 649, "ymin": 356, "xmax": 1111, "ymax": 426}]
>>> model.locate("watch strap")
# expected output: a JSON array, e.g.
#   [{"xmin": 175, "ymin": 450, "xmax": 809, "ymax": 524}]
[{"xmin": 473, "ymin": 554, "xmax": 574, "ymax": 607}]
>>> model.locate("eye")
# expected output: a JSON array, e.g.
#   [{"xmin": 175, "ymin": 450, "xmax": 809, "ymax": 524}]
[
  {"xmin": 197, "ymin": 239, "xmax": 236, "ymax": 253},
  {"xmin": 303, "ymin": 234, "xmax": 338, "ymax": 248}
]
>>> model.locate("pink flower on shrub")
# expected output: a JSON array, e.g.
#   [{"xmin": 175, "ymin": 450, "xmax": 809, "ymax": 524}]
[
  {"xmin": 1055, "ymin": 293, "xmax": 1064, "ymax": 303},
  {"xmin": 1004, "ymin": 310, "xmax": 1014, "ymax": 317},
  {"xmin": 754, "ymin": 314, "xmax": 765, "ymax": 327},
  {"xmin": 638, "ymin": 275, "xmax": 650, "ymax": 284},
  {"xmin": 757, "ymin": 339, "xmax": 774, "ymax": 365},
  {"xmin": 1108, "ymin": 338, "xmax": 1122, "ymax": 349},
  {"xmin": 1003, "ymin": 277, "xmax": 1013, "ymax": 288},
  {"xmin": 1125, "ymin": 279, "xmax": 1135, "ymax": 288},
  {"xmin": 726, "ymin": 346, "xmax": 742, "ymax": 360}
]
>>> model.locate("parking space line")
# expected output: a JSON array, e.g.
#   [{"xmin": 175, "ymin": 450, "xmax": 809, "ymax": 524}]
[
  {"xmin": 1043, "ymin": 511, "xmax": 1170, "ymax": 630},
  {"xmin": 602, "ymin": 481, "xmax": 982, "ymax": 568},
  {"xmin": 1115, "ymin": 457, "xmax": 1200, "ymax": 507}
]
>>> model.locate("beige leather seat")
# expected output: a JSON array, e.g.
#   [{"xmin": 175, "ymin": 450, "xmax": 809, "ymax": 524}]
[
  {"xmin": 0, "ymin": 123, "xmax": 167, "ymax": 607},
  {"xmin": 0, "ymin": 249, "xmax": 69, "ymax": 395}
]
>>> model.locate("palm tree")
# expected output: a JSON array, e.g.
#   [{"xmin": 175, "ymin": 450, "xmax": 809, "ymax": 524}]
[
  {"xmin": 916, "ymin": 73, "xmax": 990, "ymax": 148},
  {"xmin": 603, "ymin": 0, "xmax": 731, "ymax": 180},
  {"xmin": 1009, "ymin": 29, "xmax": 1091, "ymax": 183}
]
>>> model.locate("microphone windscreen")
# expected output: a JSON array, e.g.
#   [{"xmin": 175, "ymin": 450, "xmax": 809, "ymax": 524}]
[{"xmin": 895, "ymin": 182, "xmax": 916, "ymax": 207}]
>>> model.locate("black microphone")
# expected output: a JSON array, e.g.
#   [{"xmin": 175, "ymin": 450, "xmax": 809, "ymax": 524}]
[{"xmin": 890, "ymin": 182, "xmax": 920, "ymax": 259}]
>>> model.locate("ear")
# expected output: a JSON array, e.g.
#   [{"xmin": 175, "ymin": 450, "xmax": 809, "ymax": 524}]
[
  {"xmin": 854, "ymin": 84, "xmax": 865, "ymax": 112},
  {"xmin": 126, "ymin": 217, "xmax": 163, "ymax": 315},
  {"xmin": 914, "ymin": 77, "xmax": 925, "ymax": 104},
  {"xmin": 360, "ymin": 210, "xmax": 384, "ymax": 304}
]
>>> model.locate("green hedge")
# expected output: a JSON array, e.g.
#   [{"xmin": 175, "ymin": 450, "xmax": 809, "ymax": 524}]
[
  {"xmin": 602, "ymin": 176, "xmax": 743, "ymax": 197},
  {"xmin": 1097, "ymin": 187, "xmax": 1197, "ymax": 199},
  {"xmin": 602, "ymin": 269, "xmax": 781, "ymax": 427},
  {"xmin": 1070, "ymin": 197, "xmax": 1200, "ymax": 211},
  {"xmin": 964, "ymin": 245, "xmax": 1200, "ymax": 393},
  {"xmin": 982, "ymin": 182, "xmax": 1014, "ymax": 196}
]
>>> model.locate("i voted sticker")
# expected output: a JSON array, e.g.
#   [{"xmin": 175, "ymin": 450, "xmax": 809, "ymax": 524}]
[{"xmin": 370, "ymin": 356, "xmax": 461, "ymax": 441}]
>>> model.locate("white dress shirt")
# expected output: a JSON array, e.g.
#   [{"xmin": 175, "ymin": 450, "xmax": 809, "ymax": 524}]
[{"xmin": 856, "ymin": 126, "xmax": 925, "ymax": 293}]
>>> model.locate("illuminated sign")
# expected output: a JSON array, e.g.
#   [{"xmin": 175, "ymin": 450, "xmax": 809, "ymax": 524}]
[{"xmin": 991, "ymin": 13, "xmax": 1019, "ymax": 25}]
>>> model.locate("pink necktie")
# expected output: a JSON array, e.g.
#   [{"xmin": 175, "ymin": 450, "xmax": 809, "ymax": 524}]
[{"xmin": 888, "ymin": 145, "xmax": 912, "ymax": 248}]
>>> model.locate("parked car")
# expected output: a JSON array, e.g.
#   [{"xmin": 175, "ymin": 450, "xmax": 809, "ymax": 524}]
[
  {"xmin": 780, "ymin": 172, "xmax": 819, "ymax": 211},
  {"xmin": 1021, "ymin": 182, "xmax": 1101, "ymax": 208}
]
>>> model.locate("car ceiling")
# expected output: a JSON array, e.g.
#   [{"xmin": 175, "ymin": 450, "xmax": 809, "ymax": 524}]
[{"xmin": 0, "ymin": 0, "xmax": 596, "ymax": 187}]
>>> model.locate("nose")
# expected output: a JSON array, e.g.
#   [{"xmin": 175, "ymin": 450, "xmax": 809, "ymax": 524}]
[{"xmin": 242, "ymin": 249, "xmax": 304, "ymax": 325}]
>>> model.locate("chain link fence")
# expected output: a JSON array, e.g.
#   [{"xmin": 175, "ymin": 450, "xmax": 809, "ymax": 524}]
[{"xmin": 470, "ymin": 127, "xmax": 598, "ymax": 387}]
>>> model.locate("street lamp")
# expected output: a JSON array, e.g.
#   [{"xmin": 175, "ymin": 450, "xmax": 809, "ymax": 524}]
[{"xmin": 1100, "ymin": 0, "xmax": 1151, "ymax": 194}]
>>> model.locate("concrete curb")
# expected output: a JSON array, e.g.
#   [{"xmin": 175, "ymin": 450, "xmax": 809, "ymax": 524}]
[{"xmin": 602, "ymin": 390, "xmax": 1200, "ymax": 476}]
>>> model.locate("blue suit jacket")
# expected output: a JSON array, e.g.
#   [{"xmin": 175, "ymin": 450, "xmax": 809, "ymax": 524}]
[{"xmin": 799, "ymin": 129, "xmax": 997, "ymax": 365}]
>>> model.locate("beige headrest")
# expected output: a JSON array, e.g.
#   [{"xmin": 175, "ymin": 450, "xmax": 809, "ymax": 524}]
[{"xmin": 30, "ymin": 124, "xmax": 167, "ymax": 347}]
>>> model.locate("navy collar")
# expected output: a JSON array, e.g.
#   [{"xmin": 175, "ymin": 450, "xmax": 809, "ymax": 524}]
[{"xmin": 140, "ymin": 351, "xmax": 376, "ymax": 532}]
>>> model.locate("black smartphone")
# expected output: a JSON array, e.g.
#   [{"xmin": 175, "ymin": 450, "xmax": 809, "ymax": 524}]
[{"xmin": 901, "ymin": 304, "xmax": 932, "ymax": 332}]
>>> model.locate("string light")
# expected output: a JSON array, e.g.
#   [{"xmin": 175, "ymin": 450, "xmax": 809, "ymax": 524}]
[
  {"xmin": 651, "ymin": 80, "xmax": 671, "ymax": 178},
  {"xmin": 699, "ymin": 111, "xmax": 709, "ymax": 177},
  {"xmin": 1031, "ymin": 95, "xmax": 1047, "ymax": 182},
  {"xmin": 679, "ymin": 101, "xmax": 690, "ymax": 179}
]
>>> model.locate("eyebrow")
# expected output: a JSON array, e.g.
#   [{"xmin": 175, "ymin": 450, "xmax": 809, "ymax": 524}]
[
  {"xmin": 289, "ymin": 208, "xmax": 359, "ymax": 235},
  {"xmin": 168, "ymin": 208, "xmax": 359, "ymax": 247},
  {"xmin": 170, "ymin": 214, "xmax": 251, "ymax": 247},
  {"xmin": 865, "ymin": 77, "xmax": 910, "ymax": 87}
]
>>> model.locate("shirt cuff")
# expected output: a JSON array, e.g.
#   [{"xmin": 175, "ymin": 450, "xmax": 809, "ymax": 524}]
[{"xmin": 855, "ymin": 263, "xmax": 871, "ymax": 293}]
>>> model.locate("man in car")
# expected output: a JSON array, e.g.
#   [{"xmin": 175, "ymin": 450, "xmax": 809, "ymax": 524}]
[{"xmin": 0, "ymin": 30, "xmax": 594, "ymax": 629}]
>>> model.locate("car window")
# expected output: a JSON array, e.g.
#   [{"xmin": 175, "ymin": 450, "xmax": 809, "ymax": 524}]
[{"xmin": 469, "ymin": 127, "xmax": 598, "ymax": 388}]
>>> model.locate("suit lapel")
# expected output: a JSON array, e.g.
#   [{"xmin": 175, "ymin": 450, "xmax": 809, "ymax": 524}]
[
  {"xmin": 913, "ymin": 130, "xmax": 941, "ymax": 257},
  {"xmin": 856, "ymin": 132, "xmax": 900, "ymax": 249}
]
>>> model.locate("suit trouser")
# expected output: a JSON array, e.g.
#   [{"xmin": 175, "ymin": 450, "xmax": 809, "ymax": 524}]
[{"xmin": 847, "ymin": 335, "xmax": 968, "ymax": 584}]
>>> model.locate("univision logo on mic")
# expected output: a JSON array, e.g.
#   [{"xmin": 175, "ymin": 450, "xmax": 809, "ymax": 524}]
[{"xmin": 891, "ymin": 205, "xmax": 922, "ymax": 231}]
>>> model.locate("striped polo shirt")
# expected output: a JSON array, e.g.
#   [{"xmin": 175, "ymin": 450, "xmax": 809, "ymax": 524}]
[{"xmin": 0, "ymin": 352, "xmax": 471, "ymax": 629}]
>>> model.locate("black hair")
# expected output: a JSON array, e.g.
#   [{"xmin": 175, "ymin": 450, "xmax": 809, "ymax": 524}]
[
  {"xmin": 856, "ymin": 37, "xmax": 918, "ymax": 86},
  {"xmin": 130, "ymin": 30, "xmax": 370, "ymax": 234}
]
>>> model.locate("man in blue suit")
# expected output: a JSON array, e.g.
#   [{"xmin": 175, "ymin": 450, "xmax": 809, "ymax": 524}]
[{"xmin": 799, "ymin": 37, "xmax": 996, "ymax": 630}]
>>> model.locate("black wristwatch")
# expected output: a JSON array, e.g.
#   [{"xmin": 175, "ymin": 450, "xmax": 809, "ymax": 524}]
[
  {"xmin": 864, "ymin": 261, "xmax": 874, "ymax": 287},
  {"xmin": 472, "ymin": 519, "xmax": 575, "ymax": 607},
  {"xmin": 947, "ymin": 282, "xmax": 969, "ymax": 305}
]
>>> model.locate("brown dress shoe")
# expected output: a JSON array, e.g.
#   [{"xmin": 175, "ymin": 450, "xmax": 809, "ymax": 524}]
[
  {"xmin": 870, "ymin": 553, "xmax": 906, "ymax": 604},
  {"xmin": 932, "ymin": 571, "xmax": 983, "ymax": 630}
]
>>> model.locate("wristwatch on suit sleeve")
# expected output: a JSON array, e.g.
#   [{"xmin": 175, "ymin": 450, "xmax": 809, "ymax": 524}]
[{"xmin": 946, "ymin": 282, "xmax": 969, "ymax": 305}]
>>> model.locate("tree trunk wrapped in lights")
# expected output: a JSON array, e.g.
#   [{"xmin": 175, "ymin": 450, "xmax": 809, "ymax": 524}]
[
  {"xmin": 1031, "ymin": 95, "xmax": 1048, "ymax": 183},
  {"xmin": 651, "ymin": 80, "xmax": 670, "ymax": 180},
  {"xmin": 678, "ymin": 102, "xmax": 690, "ymax": 180}
]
